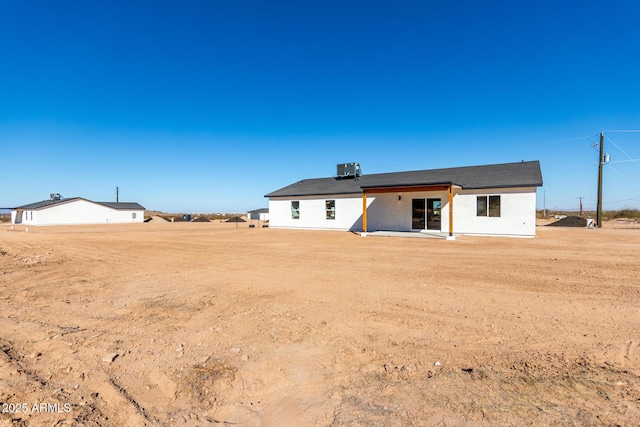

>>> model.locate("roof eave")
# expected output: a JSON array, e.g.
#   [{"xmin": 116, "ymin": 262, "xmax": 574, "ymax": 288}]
[
  {"xmin": 13, "ymin": 197, "xmax": 82, "ymax": 210},
  {"xmin": 463, "ymin": 182, "xmax": 543, "ymax": 190},
  {"xmin": 361, "ymin": 181, "xmax": 459, "ymax": 189},
  {"xmin": 265, "ymin": 190, "xmax": 362, "ymax": 198}
]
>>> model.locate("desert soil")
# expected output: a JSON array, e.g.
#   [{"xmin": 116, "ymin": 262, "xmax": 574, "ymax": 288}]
[{"xmin": 1, "ymin": 219, "xmax": 639, "ymax": 426}]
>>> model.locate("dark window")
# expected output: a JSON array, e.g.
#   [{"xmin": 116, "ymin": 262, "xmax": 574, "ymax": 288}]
[
  {"xmin": 291, "ymin": 201, "xmax": 300, "ymax": 219},
  {"xmin": 489, "ymin": 196, "xmax": 501, "ymax": 217},
  {"xmin": 325, "ymin": 200, "xmax": 335, "ymax": 220},
  {"xmin": 476, "ymin": 196, "xmax": 487, "ymax": 216},
  {"xmin": 477, "ymin": 195, "xmax": 501, "ymax": 217}
]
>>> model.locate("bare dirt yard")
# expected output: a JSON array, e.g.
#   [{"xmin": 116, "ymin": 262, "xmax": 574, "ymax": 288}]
[{"xmin": 1, "ymin": 219, "xmax": 639, "ymax": 426}]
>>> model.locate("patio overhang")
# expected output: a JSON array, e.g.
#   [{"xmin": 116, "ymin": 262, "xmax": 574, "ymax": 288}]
[
  {"xmin": 361, "ymin": 184, "xmax": 452, "ymax": 194},
  {"xmin": 361, "ymin": 183, "xmax": 457, "ymax": 239}
]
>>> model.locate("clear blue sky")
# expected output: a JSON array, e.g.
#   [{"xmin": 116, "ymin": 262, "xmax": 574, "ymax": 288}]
[{"xmin": 2, "ymin": 1, "xmax": 639, "ymax": 213}]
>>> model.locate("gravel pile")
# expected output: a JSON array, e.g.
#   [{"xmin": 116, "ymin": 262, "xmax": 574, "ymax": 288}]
[{"xmin": 547, "ymin": 216, "xmax": 588, "ymax": 227}]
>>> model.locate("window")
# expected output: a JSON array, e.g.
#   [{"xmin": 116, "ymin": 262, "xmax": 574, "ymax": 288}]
[
  {"xmin": 326, "ymin": 200, "xmax": 335, "ymax": 220},
  {"xmin": 488, "ymin": 195, "xmax": 501, "ymax": 217},
  {"xmin": 291, "ymin": 201, "xmax": 300, "ymax": 219},
  {"xmin": 477, "ymin": 195, "xmax": 501, "ymax": 217},
  {"xmin": 476, "ymin": 197, "xmax": 487, "ymax": 216}
]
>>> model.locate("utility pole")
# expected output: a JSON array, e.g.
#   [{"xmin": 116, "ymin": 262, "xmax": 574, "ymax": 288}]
[
  {"xmin": 596, "ymin": 132, "xmax": 604, "ymax": 228},
  {"xmin": 578, "ymin": 197, "xmax": 584, "ymax": 216},
  {"xmin": 116, "ymin": 186, "xmax": 119, "ymax": 203}
]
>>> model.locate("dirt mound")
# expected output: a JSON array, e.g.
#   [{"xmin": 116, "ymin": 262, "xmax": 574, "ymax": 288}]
[
  {"xmin": 146, "ymin": 216, "xmax": 170, "ymax": 224},
  {"xmin": 225, "ymin": 216, "xmax": 246, "ymax": 223},
  {"xmin": 191, "ymin": 217, "xmax": 210, "ymax": 222},
  {"xmin": 548, "ymin": 216, "xmax": 588, "ymax": 227}
]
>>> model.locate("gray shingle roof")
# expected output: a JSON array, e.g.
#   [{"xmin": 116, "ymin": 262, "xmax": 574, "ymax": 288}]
[
  {"xmin": 15, "ymin": 199, "xmax": 66, "ymax": 210},
  {"xmin": 248, "ymin": 208, "xmax": 269, "ymax": 214},
  {"xmin": 99, "ymin": 201, "xmax": 146, "ymax": 210},
  {"xmin": 14, "ymin": 198, "xmax": 145, "ymax": 210},
  {"xmin": 265, "ymin": 161, "xmax": 543, "ymax": 197}
]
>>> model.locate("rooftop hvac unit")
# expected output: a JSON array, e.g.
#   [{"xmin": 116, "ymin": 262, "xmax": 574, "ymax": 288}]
[
  {"xmin": 337, "ymin": 162, "xmax": 361, "ymax": 178},
  {"xmin": 50, "ymin": 193, "xmax": 61, "ymax": 201}
]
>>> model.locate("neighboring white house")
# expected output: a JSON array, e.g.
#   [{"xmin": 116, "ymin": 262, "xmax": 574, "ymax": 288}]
[
  {"xmin": 265, "ymin": 161, "xmax": 543, "ymax": 238},
  {"xmin": 247, "ymin": 208, "xmax": 269, "ymax": 221},
  {"xmin": 11, "ymin": 197, "xmax": 145, "ymax": 226}
]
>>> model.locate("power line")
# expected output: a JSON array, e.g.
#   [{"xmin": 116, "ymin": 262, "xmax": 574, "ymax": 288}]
[
  {"xmin": 599, "ymin": 133, "xmax": 640, "ymax": 204},
  {"xmin": 605, "ymin": 197, "xmax": 640, "ymax": 205},
  {"xmin": 595, "ymin": 131, "xmax": 640, "ymax": 219},
  {"xmin": 555, "ymin": 135, "xmax": 599, "ymax": 142},
  {"xmin": 606, "ymin": 164, "xmax": 632, "ymax": 180},
  {"xmin": 605, "ymin": 135, "xmax": 640, "ymax": 171},
  {"xmin": 601, "ymin": 165, "xmax": 640, "ymax": 203},
  {"xmin": 609, "ymin": 158, "xmax": 640, "ymax": 164}
]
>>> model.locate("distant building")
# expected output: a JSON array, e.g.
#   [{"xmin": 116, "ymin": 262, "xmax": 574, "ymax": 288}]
[
  {"xmin": 265, "ymin": 161, "xmax": 543, "ymax": 238},
  {"xmin": 247, "ymin": 208, "xmax": 269, "ymax": 222},
  {"xmin": 11, "ymin": 197, "xmax": 145, "ymax": 226}
]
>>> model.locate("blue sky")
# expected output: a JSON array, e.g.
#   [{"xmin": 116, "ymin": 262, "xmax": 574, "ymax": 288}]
[{"xmin": 1, "ymin": 1, "xmax": 639, "ymax": 212}]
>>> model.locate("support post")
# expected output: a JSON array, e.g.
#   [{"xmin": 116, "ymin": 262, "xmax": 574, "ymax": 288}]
[
  {"xmin": 448, "ymin": 185, "xmax": 453, "ymax": 237},
  {"xmin": 597, "ymin": 131, "xmax": 604, "ymax": 228},
  {"xmin": 362, "ymin": 192, "xmax": 367, "ymax": 233}
]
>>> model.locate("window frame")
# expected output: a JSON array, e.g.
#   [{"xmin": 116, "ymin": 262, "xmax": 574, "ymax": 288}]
[
  {"xmin": 291, "ymin": 201, "xmax": 300, "ymax": 219},
  {"xmin": 476, "ymin": 196, "xmax": 487, "ymax": 216},
  {"xmin": 488, "ymin": 195, "xmax": 501, "ymax": 217},
  {"xmin": 476, "ymin": 195, "xmax": 501, "ymax": 217},
  {"xmin": 325, "ymin": 199, "xmax": 336, "ymax": 220}
]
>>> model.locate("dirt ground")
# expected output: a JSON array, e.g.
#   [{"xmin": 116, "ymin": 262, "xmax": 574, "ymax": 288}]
[{"xmin": 1, "ymin": 219, "xmax": 639, "ymax": 426}]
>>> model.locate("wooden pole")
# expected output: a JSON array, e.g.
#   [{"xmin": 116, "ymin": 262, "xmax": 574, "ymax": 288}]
[
  {"xmin": 362, "ymin": 192, "xmax": 367, "ymax": 233},
  {"xmin": 597, "ymin": 131, "xmax": 604, "ymax": 228}
]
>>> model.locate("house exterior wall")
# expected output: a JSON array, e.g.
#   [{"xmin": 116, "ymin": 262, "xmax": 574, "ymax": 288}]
[
  {"xmin": 11, "ymin": 209, "xmax": 37, "ymax": 225},
  {"xmin": 268, "ymin": 186, "xmax": 538, "ymax": 237},
  {"xmin": 453, "ymin": 187, "xmax": 537, "ymax": 237},
  {"xmin": 269, "ymin": 194, "xmax": 367, "ymax": 231},
  {"xmin": 12, "ymin": 200, "xmax": 144, "ymax": 226},
  {"xmin": 248, "ymin": 212, "xmax": 270, "ymax": 221}
]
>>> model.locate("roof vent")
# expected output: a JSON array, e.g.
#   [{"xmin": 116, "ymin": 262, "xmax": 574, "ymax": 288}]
[
  {"xmin": 337, "ymin": 162, "xmax": 361, "ymax": 179},
  {"xmin": 50, "ymin": 193, "xmax": 61, "ymax": 201}
]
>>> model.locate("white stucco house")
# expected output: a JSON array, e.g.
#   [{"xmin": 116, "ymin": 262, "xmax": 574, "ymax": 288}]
[
  {"xmin": 11, "ymin": 197, "xmax": 145, "ymax": 226},
  {"xmin": 247, "ymin": 208, "xmax": 270, "ymax": 222},
  {"xmin": 265, "ymin": 161, "xmax": 543, "ymax": 238}
]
